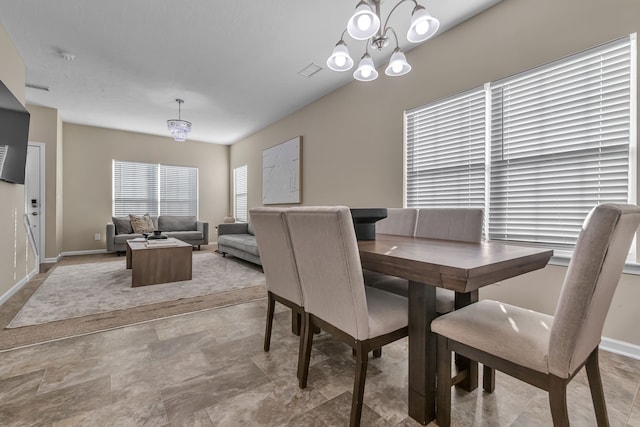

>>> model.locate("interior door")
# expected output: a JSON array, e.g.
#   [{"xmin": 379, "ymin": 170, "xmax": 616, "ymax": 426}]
[{"xmin": 25, "ymin": 144, "xmax": 42, "ymax": 260}]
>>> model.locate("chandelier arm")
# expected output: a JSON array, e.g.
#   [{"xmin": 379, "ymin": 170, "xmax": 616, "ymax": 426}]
[
  {"xmin": 385, "ymin": 27, "xmax": 401, "ymax": 49},
  {"xmin": 382, "ymin": 0, "xmax": 418, "ymax": 34}
]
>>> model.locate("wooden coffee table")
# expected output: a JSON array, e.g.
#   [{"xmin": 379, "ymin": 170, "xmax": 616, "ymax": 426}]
[{"xmin": 125, "ymin": 238, "xmax": 193, "ymax": 287}]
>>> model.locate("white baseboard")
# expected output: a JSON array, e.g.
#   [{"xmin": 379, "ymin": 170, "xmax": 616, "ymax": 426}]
[
  {"xmin": 600, "ymin": 337, "xmax": 640, "ymax": 360},
  {"xmin": 59, "ymin": 249, "xmax": 109, "ymax": 257},
  {"xmin": 0, "ymin": 266, "xmax": 39, "ymax": 306}
]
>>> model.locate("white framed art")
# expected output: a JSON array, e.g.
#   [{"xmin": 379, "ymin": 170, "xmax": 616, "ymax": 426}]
[{"xmin": 262, "ymin": 136, "xmax": 301, "ymax": 205}]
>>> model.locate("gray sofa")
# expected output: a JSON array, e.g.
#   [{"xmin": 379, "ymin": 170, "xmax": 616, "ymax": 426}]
[
  {"xmin": 216, "ymin": 222, "xmax": 261, "ymax": 265},
  {"xmin": 107, "ymin": 215, "xmax": 209, "ymax": 253}
]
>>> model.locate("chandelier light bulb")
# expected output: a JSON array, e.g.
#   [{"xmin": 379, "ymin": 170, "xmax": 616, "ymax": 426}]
[
  {"xmin": 357, "ymin": 14, "xmax": 372, "ymax": 31},
  {"xmin": 415, "ymin": 20, "xmax": 430, "ymax": 35},
  {"xmin": 354, "ymin": 53, "xmax": 378, "ymax": 82},
  {"xmin": 347, "ymin": 1, "xmax": 380, "ymax": 40},
  {"xmin": 326, "ymin": 40, "xmax": 354, "ymax": 72},
  {"xmin": 407, "ymin": 6, "xmax": 440, "ymax": 43},
  {"xmin": 385, "ymin": 48, "xmax": 411, "ymax": 77}
]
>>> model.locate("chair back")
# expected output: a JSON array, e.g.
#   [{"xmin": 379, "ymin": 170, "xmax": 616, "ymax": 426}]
[
  {"xmin": 249, "ymin": 207, "xmax": 303, "ymax": 306},
  {"xmin": 415, "ymin": 208, "xmax": 483, "ymax": 242},
  {"xmin": 549, "ymin": 203, "xmax": 640, "ymax": 378},
  {"xmin": 285, "ymin": 206, "xmax": 370, "ymax": 340},
  {"xmin": 376, "ymin": 208, "xmax": 418, "ymax": 236}
]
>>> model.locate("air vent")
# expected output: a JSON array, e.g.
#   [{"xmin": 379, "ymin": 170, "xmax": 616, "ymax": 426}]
[{"xmin": 298, "ymin": 63, "xmax": 323, "ymax": 78}]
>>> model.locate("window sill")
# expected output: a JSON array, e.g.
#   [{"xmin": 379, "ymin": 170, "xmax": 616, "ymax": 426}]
[{"xmin": 549, "ymin": 255, "xmax": 640, "ymax": 276}]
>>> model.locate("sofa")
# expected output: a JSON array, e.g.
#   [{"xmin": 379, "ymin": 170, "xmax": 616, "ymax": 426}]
[
  {"xmin": 107, "ymin": 215, "xmax": 209, "ymax": 253},
  {"xmin": 216, "ymin": 222, "xmax": 261, "ymax": 265}
]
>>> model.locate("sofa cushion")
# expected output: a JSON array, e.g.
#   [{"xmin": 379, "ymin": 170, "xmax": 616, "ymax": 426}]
[
  {"xmin": 166, "ymin": 231, "xmax": 203, "ymax": 241},
  {"xmin": 247, "ymin": 222, "xmax": 255, "ymax": 235},
  {"xmin": 217, "ymin": 234, "xmax": 260, "ymax": 257},
  {"xmin": 114, "ymin": 233, "xmax": 144, "ymax": 244},
  {"xmin": 112, "ymin": 216, "xmax": 133, "ymax": 235},
  {"xmin": 129, "ymin": 214, "xmax": 156, "ymax": 233},
  {"xmin": 159, "ymin": 216, "xmax": 197, "ymax": 231}
]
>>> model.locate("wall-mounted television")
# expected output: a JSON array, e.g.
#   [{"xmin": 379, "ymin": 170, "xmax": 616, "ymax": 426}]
[{"xmin": 0, "ymin": 80, "xmax": 30, "ymax": 185}]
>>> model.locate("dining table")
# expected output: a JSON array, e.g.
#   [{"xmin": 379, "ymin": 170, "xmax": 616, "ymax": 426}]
[{"xmin": 358, "ymin": 234, "xmax": 553, "ymax": 425}]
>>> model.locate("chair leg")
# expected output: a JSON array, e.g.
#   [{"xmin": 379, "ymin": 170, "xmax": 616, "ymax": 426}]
[
  {"xmin": 483, "ymin": 364, "xmax": 495, "ymax": 393},
  {"xmin": 296, "ymin": 312, "xmax": 306, "ymax": 382},
  {"xmin": 263, "ymin": 292, "xmax": 276, "ymax": 352},
  {"xmin": 585, "ymin": 349, "xmax": 610, "ymax": 427},
  {"xmin": 299, "ymin": 312, "xmax": 314, "ymax": 389},
  {"xmin": 436, "ymin": 335, "xmax": 452, "ymax": 427},
  {"xmin": 291, "ymin": 310, "xmax": 301, "ymax": 336},
  {"xmin": 549, "ymin": 375, "xmax": 570, "ymax": 427},
  {"xmin": 350, "ymin": 341, "xmax": 368, "ymax": 427}
]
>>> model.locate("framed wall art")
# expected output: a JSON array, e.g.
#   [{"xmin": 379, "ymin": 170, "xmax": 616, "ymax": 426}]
[{"xmin": 262, "ymin": 136, "xmax": 301, "ymax": 205}]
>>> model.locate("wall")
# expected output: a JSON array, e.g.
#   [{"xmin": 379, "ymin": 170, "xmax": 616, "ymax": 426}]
[
  {"xmin": 62, "ymin": 123, "xmax": 229, "ymax": 252},
  {"xmin": 27, "ymin": 104, "xmax": 63, "ymax": 260},
  {"xmin": 230, "ymin": 0, "xmax": 640, "ymax": 345},
  {"xmin": 0, "ymin": 24, "xmax": 34, "ymax": 297}
]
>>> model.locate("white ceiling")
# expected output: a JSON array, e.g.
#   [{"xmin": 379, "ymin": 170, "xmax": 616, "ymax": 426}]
[{"xmin": 0, "ymin": 0, "xmax": 501, "ymax": 145}]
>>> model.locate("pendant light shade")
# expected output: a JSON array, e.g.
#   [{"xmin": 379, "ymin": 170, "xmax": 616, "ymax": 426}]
[
  {"xmin": 385, "ymin": 48, "xmax": 411, "ymax": 76},
  {"xmin": 353, "ymin": 53, "xmax": 378, "ymax": 82},
  {"xmin": 167, "ymin": 99, "xmax": 192, "ymax": 142},
  {"xmin": 407, "ymin": 6, "xmax": 440, "ymax": 43},
  {"xmin": 327, "ymin": 40, "xmax": 354, "ymax": 72},
  {"xmin": 347, "ymin": 1, "xmax": 380, "ymax": 40}
]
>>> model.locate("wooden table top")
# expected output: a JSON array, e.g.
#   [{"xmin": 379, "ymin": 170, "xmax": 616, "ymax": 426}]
[
  {"xmin": 126, "ymin": 237, "xmax": 192, "ymax": 251},
  {"xmin": 358, "ymin": 234, "xmax": 553, "ymax": 293}
]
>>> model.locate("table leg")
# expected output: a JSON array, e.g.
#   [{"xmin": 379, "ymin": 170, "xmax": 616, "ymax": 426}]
[
  {"xmin": 125, "ymin": 244, "xmax": 132, "ymax": 269},
  {"xmin": 454, "ymin": 290, "xmax": 479, "ymax": 391},
  {"xmin": 408, "ymin": 280, "xmax": 437, "ymax": 424}
]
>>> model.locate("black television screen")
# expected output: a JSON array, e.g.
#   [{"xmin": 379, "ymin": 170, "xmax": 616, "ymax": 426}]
[{"xmin": 0, "ymin": 80, "xmax": 30, "ymax": 185}]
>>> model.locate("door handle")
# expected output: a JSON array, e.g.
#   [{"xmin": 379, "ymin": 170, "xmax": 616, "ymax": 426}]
[{"xmin": 31, "ymin": 212, "xmax": 38, "ymax": 216}]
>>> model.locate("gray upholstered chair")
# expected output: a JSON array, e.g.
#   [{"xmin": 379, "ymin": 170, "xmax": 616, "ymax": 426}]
[
  {"xmin": 432, "ymin": 203, "xmax": 640, "ymax": 426},
  {"xmin": 286, "ymin": 206, "xmax": 408, "ymax": 427},
  {"xmin": 249, "ymin": 207, "xmax": 305, "ymax": 377}
]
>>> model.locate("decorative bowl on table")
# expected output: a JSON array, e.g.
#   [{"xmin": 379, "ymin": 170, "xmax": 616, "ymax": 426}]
[{"xmin": 147, "ymin": 230, "xmax": 168, "ymax": 240}]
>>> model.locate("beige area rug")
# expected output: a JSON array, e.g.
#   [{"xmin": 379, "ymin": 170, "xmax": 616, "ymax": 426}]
[{"xmin": 0, "ymin": 252, "xmax": 266, "ymax": 350}]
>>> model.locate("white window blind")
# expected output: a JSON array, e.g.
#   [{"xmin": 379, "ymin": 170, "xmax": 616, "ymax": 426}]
[
  {"xmin": 489, "ymin": 36, "xmax": 633, "ymax": 248},
  {"xmin": 113, "ymin": 160, "xmax": 158, "ymax": 216},
  {"xmin": 405, "ymin": 86, "xmax": 487, "ymax": 209},
  {"xmin": 113, "ymin": 160, "xmax": 198, "ymax": 217},
  {"xmin": 234, "ymin": 165, "xmax": 248, "ymax": 222},
  {"xmin": 160, "ymin": 164, "xmax": 198, "ymax": 216}
]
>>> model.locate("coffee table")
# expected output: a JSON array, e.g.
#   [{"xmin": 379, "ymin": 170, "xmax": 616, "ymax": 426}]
[{"xmin": 125, "ymin": 238, "xmax": 193, "ymax": 287}]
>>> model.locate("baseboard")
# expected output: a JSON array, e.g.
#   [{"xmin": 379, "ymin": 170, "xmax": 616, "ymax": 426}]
[
  {"xmin": 44, "ymin": 255, "xmax": 62, "ymax": 263},
  {"xmin": 59, "ymin": 249, "xmax": 109, "ymax": 257},
  {"xmin": 0, "ymin": 266, "xmax": 39, "ymax": 306},
  {"xmin": 600, "ymin": 337, "xmax": 640, "ymax": 360}
]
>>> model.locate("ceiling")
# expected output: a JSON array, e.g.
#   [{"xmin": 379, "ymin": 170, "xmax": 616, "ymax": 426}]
[{"xmin": 0, "ymin": 0, "xmax": 501, "ymax": 145}]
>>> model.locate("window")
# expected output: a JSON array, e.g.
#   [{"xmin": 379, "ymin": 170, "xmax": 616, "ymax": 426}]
[
  {"xmin": 405, "ymin": 34, "xmax": 636, "ymax": 251},
  {"xmin": 113, "ymin": 160, "xmax": 198, "ymax": 217},
  {"xmin": 234, "ymin": 165, "xmax": 248, "ymax": 222}
]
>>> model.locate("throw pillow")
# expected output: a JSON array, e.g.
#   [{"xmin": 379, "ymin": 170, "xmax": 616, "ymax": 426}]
[
  {"xmin": 129, "ymin": 214, "xmax": 156, "ymax": 234},
  {"xmin": 112, "ymin": 216, "xmax": 133, "ymax": 235}
]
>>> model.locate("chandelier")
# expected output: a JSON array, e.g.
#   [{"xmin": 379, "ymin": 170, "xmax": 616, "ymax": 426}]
[
  {"xmin": 167, "ymin": 99, "xmax": 192, "ymax": 142},
  {"xmin": 327, "ymin": 0, "xmax": 440, "ymax": 82}
]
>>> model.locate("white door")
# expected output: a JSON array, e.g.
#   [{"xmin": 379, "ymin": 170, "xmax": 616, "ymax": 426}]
[{"xmin": 25, "ymin": 144, "xmax": 44, "ymax": 261}]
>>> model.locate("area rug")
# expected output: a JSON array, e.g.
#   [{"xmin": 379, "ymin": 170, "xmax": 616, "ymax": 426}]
[{"xmin": 0, "ymin": 253, "xmax": 266, "ymax": 350}]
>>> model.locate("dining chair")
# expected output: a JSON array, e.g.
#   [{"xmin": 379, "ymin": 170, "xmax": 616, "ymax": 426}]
[
  {"xmin": 286, "ymin": 206, "xmax": 409, "ymax": 427},
  {"xmin": 432, "ymin": 203, "xmax": 640, "ymax": 427},
  {"xmin": 249, "ymin": 207, "xmax": 305, "ymax": 378}
]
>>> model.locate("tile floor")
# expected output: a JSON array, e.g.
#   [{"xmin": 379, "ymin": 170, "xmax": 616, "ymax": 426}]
[{"xmin": 2, "ymin": 298, "xmax": 640, "ymax": 426}]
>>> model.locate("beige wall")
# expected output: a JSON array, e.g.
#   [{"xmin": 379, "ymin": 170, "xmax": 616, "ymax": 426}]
[
  {"xmin": 230, "ymin": 0, "xmax": 640, "ymax": 345},
  {"xmin": 0, "ymin": 24, "xmax": 34, "ymax": 297},
  {"xmin": 27, "ymin": 104, "xmax": 63, "ymax": 259},
  {"xmin": 62, "ymin": 124, "xmax": 229, "ymax": 252}
]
